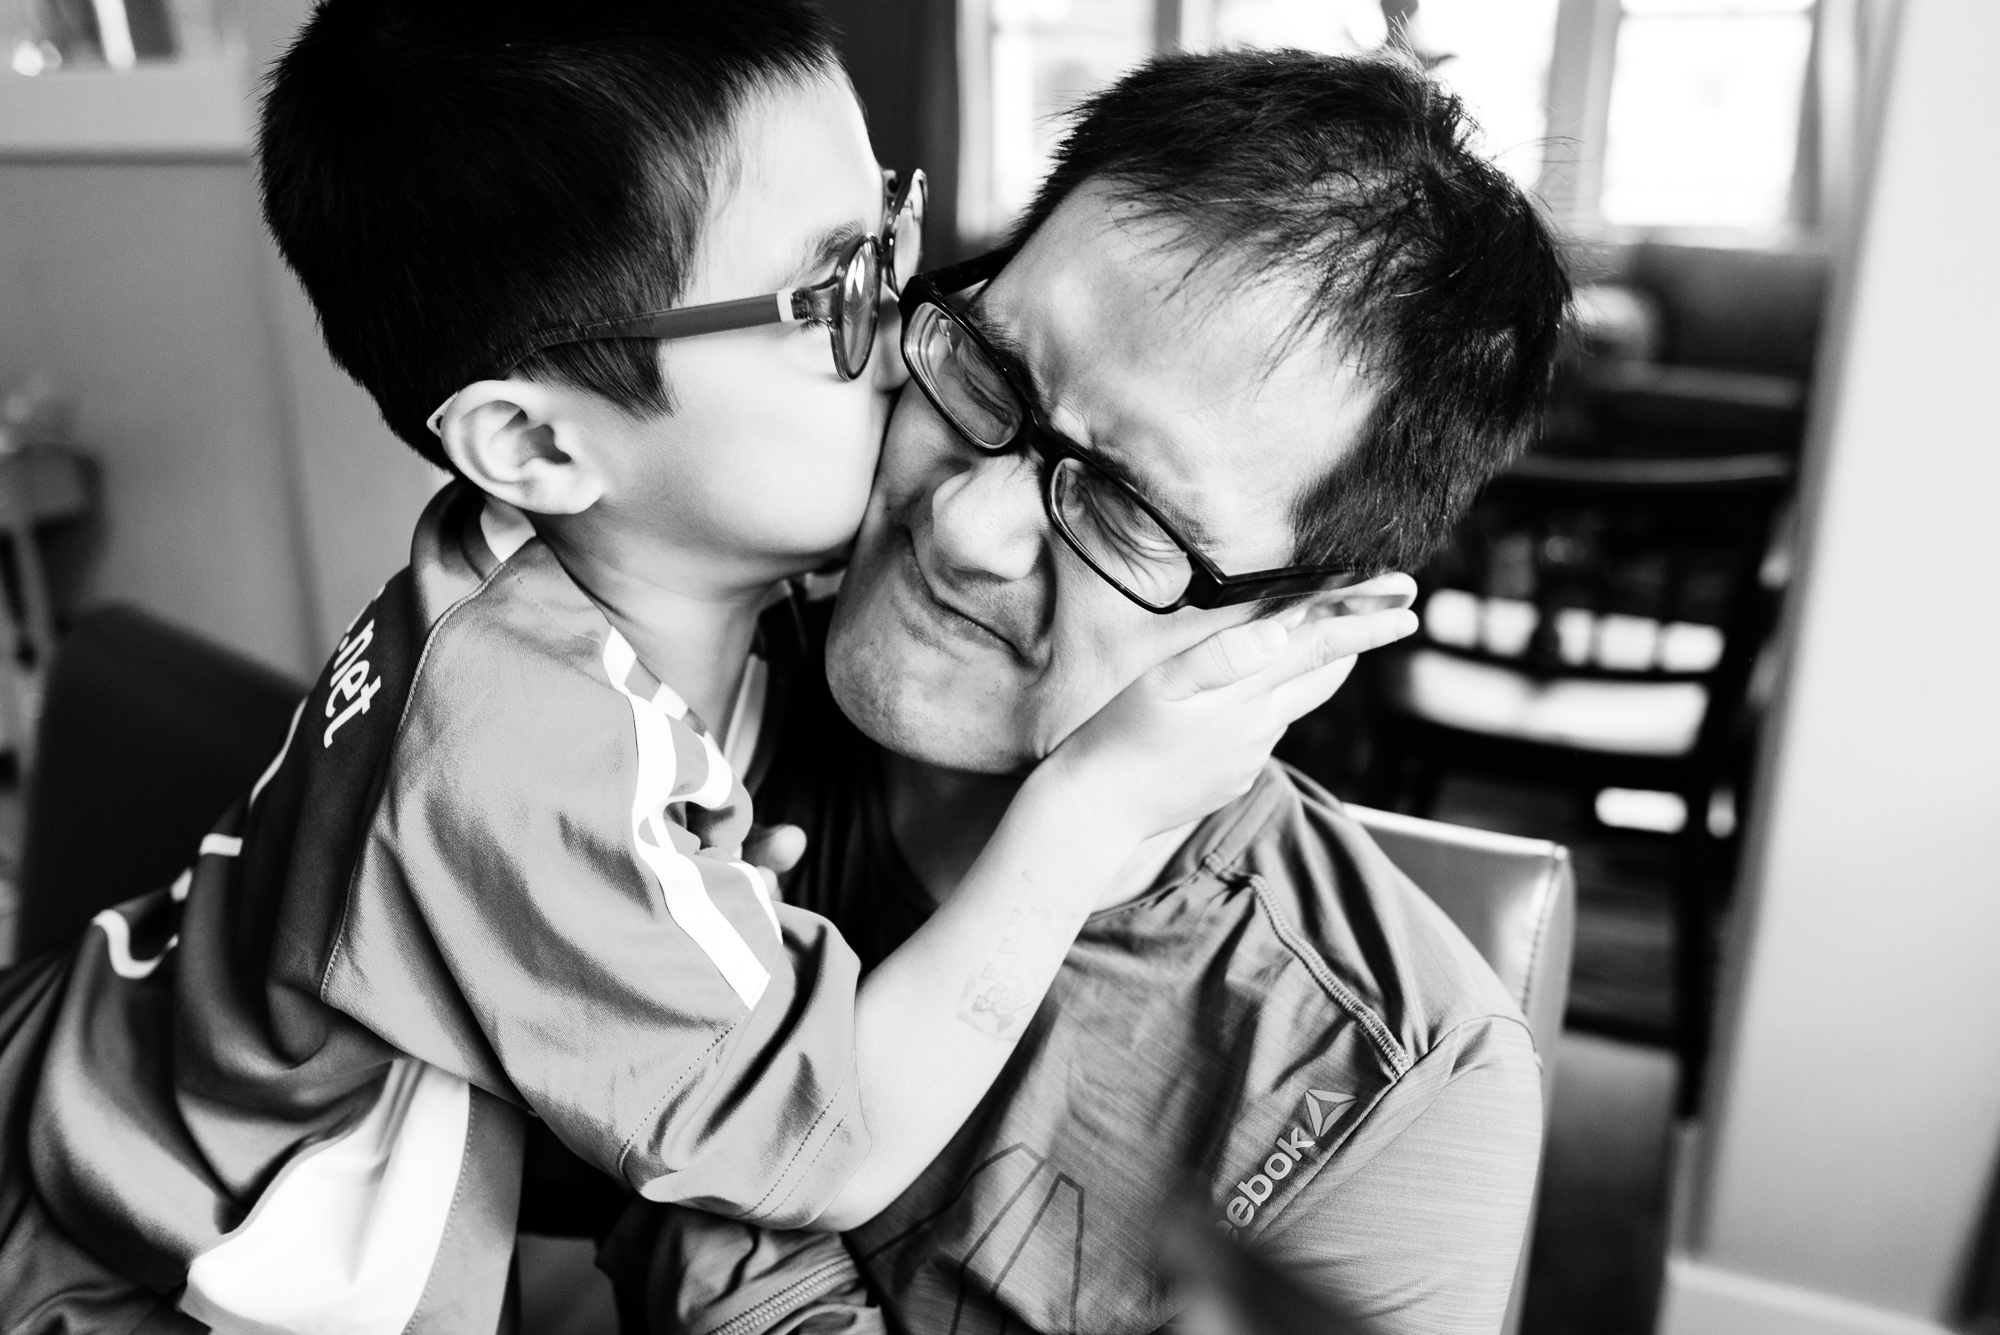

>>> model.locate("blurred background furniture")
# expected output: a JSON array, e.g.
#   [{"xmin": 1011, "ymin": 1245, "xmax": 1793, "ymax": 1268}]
[
  {"xmin": 0, "ymin": 440, "xmax": 96, "ymax": 771},
  {"xmin": 1368, "ymin": 451, "xmax": 1791, "ymax": 1105},
  {"xmin": 12, "ymin": 604, "xmax": 302, "ymax": 960}
]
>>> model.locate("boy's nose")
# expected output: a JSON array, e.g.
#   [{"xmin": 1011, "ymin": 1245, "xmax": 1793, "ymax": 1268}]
[{"xmin": 871, "ymin": 292, "xmax": 910, "ymax": 393}]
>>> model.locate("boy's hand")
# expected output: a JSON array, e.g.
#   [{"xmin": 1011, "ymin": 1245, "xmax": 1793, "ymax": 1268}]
[
  {"xmin": 742, "ymin": 823, "xmax": 808, "ymax": 900},
  {"xmin": 1038, "ymin": 604, "xmax": 1418, "ymax": 843}
]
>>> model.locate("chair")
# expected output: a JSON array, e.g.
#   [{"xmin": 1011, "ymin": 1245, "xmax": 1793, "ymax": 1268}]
[
  {"xmin": 1369, "ymin": 450, "xmax": 1792, "ymax": 1102},
  {"xmin": 1348, "ymin": 802, "xmax": 1575, "ymax": 1335},
  {"xmin": 13, "ymin": 605, "xmax": 304, "ymax": 960}
]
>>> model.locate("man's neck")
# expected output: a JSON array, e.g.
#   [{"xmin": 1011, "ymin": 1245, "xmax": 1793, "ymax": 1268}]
[{"xmin": 882, "ymin": 751, "xmax": 1198, "ymax": 912}]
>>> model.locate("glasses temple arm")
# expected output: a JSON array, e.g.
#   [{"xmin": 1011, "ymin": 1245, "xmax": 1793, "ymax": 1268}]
[{"xmin": 517, "ymin": 290, "xmax": 808, "ymax": 360}]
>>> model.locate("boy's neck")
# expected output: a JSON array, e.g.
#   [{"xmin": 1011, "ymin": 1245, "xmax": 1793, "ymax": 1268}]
[
  {"xmin": 542, "ymin": 523, "xmax": 774, "ymax": 737},
  {"xmin": 882, "ymin": 752, "xmax": 1194, "ymax": 913}
]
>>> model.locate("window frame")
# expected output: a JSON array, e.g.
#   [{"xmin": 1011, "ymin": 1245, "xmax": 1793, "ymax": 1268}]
[{"xmin": 954, "ymin": 0, "xmax": 1841, "ymax": 251}]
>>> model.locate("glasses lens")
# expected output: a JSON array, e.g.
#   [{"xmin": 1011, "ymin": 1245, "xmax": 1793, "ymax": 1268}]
[
  {"xmin": 905, "ymin": 303, "xmax": 1021, "ymax": 449},
  {"xmin": 837, "ymin": 242, "xmax": 880, "ymax": 378},
  {"xmin": 1049, "ymin": 456, "xmax": 1193, "ymax": 610},
  {"xmin": 888, "ymin": 173, "xmax": 927, "ymax": 293}
]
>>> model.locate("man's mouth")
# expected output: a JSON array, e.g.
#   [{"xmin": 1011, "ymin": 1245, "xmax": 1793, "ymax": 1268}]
[{"xmin": 894, "ymin": 527, "xmax": 1026, "ymax": 660}]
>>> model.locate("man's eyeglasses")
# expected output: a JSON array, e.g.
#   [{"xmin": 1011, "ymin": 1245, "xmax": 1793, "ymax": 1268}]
[
  {"xmin": 448, "ymin": 168, "xmax": 925, "ymax": 417},
  {"xmin": 898, "ymin": 247, "xmax": 1361, "ymax": 615}
]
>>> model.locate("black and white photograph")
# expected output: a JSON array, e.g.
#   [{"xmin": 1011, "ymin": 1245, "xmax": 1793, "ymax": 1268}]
[{"xmin": 0, "ymin": 2, "xmax": 1989, "ymax": 1333}]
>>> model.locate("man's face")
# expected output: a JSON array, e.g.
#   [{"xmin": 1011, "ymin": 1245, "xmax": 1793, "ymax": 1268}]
[{"xmin": 828, "ymin": 182, "xmax": 1377, "ymax": 773}]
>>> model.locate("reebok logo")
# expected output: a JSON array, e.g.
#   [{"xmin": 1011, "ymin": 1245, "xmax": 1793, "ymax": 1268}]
[
  {"xmin": 1218, "ymin": 1088, "xmax": 1355, "ymax": 1234},
  {"xmin": 1303, "ymin": 1087, "xmax": 1354, "ymax": 1137}
]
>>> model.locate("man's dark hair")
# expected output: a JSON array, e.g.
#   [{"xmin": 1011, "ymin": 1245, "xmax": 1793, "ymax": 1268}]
[
  {"xmin": 259, "ymin": 0, "xmax": 841, "ymax": 469},
  {"xmin": 1016, "ymin": 50, "xmax": 1570, "ymax": 575}
]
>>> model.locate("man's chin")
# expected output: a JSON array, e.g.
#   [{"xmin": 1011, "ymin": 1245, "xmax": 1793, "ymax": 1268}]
[{"xmin": 825, "ymin": 599, "xmax": 1036, "ymax": 778}]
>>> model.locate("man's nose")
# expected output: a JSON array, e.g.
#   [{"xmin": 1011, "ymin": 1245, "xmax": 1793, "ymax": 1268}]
[
  {"xmin": 926, "ymin": 449, "xmax": 1045, "ymax": 583},
  {"xmin": 870, "ymin": 293, "xmax": 910, "ymax": 393}
]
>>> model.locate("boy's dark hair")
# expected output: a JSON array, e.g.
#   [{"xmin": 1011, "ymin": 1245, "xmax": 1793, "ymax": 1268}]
[
  {"xmin": 259, "ymin": 0, "xmax": 841, "ymax": 469},
  {"xmin": 1016, "ymin": 50, "xmax": 1571, "ymax": 575}
]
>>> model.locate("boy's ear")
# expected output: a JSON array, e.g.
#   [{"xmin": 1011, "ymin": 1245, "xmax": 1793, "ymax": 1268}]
[{"xmin": 433, "ymin": 380, "xmax": 606, "ymax": 516}]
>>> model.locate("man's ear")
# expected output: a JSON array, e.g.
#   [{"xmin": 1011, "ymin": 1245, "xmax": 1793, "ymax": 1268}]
[
  {"xmin": 433, "ymin": 380, "xmax": 606, "ymax": 516},
  {"xmin": 1275, "ymin": 572, "xmax": 1418, "ymax": 625}
]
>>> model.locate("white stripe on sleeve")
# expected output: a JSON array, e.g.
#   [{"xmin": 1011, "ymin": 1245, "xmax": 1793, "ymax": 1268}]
[
  {"xmin": 603, "ymin": 631, "xmax": 772, "ymax": 1010},
  {"xmin": 180, "ymin": 1059, "xmax": 471, "ymax": 1335},
  {"xmin": 93, "ymin": 909, "xmax": 175, "ymax": 980}
]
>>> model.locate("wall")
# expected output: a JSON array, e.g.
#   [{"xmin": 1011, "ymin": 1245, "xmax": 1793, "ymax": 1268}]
[
  {"xmin": 0, "ymin": 0, "xmax": 438, "ymax": 679},
  {"xmin": 237, "ymin": 0, "xmax": 445, "ymax": 657},
  {"xmin": 0, "ymin": 157, "xmax": 316, "ymax": 674},
  {"xmin": 1660, "ymin": 2, "xmax": 2000, "ymax": 1332}
]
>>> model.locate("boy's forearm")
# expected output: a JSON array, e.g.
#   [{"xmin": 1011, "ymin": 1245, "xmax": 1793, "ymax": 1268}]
[{"xmin": 815, "ymin": 771, "xmax": 1136, "ymax": 1229}]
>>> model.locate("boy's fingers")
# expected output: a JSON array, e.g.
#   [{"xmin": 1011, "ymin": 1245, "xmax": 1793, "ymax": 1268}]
[
  {"xmin": 743, "ymin": 823, "xmax": 808, "ymax": 875},
  {"xmin": 1154, "ymin": 620, "xmax": 1289, "ymax": 698},
  {"xmin": 1271, "ymin": 655, "xmax": 1360, "ymax": 722},
  {"xmin": 1259, "ymin": 608, "xmax": 1417, "ymax": 686}
]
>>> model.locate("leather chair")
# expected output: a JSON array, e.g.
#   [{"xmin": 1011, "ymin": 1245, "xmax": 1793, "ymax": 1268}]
[
  {"xmin": 13, "ymin": 606, "xmax": 305, "ymax": 960},
  {"xmin": 8, "ymin": 610, "xmax": 1576, "ymax": 1335},
  {"xmin": 1346, "ymin": 804, "xmax": 1575, "ymax": 1335}
]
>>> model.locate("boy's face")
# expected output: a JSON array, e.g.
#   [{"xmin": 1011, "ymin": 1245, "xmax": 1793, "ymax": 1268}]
[{"xmin": 552, "ymin": 73, "xmax": 904, "ymax": 589}]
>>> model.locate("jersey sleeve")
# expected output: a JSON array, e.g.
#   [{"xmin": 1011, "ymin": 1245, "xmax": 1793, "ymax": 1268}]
[
  {"xmin": 1254, "ymin": 1017, "xmax": 1543, "ymax": 1335},
  {"xmin": 339, "ymin": 612, "xmax": 868, "ymax": 1229}
]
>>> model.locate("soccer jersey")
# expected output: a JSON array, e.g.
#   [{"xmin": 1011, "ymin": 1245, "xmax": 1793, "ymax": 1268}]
[
  {"xmin": 0, "ymin": 482, "xmax": 865, "ymax": 1334},
  {"xmin": 609, "ymin": 605, "xmax": 1545, "ymax": 1335}
]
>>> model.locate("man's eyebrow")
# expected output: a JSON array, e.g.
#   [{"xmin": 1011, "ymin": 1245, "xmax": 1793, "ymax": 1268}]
[
  {"xmin": 961, "ymin": 300, "xmax": 1221, "ymax": 552},
  {"xmin": 960, "ymin": 302, "xmax": 1045, "ymax": 403}
]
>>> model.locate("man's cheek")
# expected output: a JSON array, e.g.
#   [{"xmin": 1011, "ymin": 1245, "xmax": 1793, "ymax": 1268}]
[{"xmin": 1027, "ymin": 653, "xmax": 1138, "ymax": 758}]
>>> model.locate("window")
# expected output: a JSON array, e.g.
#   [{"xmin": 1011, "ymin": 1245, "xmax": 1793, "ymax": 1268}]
[
  {"xmin": 1, "ymin": 0, "xmax": 247, "ymax": 156},
  {"xmin": 957, "ymin": 0, "xmax": 1827, "ymax": 244},
  {"xmin": 6, "ymin": 0, "xmax": 239, "ymax": 74},
  {"xmin": 1597, "ymin": 0, "xmax": 1816, "ymax": 230},
  {"xmin": 971, "ymin": 0, "xmax": 1156, "ymax": 237},
  {"xmin": 958, "ymin": 0, "xmax": 1563, "ymax": 243}
]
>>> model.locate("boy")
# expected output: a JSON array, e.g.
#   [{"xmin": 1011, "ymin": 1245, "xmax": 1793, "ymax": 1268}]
[{"xmin": 0, "ymin": 3, "xmax": 1409, "ymax": 1331}]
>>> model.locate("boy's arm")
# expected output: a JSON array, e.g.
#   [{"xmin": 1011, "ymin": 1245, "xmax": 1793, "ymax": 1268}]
[
  {"xmin": 371, "ymin": 627, "xmax": 872, "ymax": 1230},
  {"xmin": 819, "ymin": 606, "xmax": 1417, "ymax": 1227}
]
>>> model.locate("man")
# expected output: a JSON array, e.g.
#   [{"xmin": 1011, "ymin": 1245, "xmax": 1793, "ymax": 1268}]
[{"xmin": 606, "ymin": 50, "xmax": 1569, "ymax": 1334}]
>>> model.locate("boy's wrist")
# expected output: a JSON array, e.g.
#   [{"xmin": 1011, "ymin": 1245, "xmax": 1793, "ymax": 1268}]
[{"xmin": 1016, "ymin": 757, "xmax": 1151, "ymax": 859}]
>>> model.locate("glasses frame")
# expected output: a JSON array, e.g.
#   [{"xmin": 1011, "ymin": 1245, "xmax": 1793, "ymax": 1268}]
[
  {"xmin": 899, "ymin": 247, "xmax": 1363, "ymax": 614},
  {"xmin": 504, "ymin": 167, "xmax": 926, "ymax": 384}
]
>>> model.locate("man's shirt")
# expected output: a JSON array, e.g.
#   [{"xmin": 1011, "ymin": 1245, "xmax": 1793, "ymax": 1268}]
[
  {"xmin": 0, "ymin": 483, "xmax": 866, "ymax": 1335},
  {"xmin": 724, "ymin": 618, "xmax": 1545, "ymax": 1334}
]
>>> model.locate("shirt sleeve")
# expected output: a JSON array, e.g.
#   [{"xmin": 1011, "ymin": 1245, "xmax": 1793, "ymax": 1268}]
[
  {"xmin": 1253, "ymin": 1017, "xmax": 1544, "ymax": 1335},
  {"xmin": 344, "ymin": 616, "xmax": 869, "ymax": 1229},
  {"xmin": 599, "ymin": 1202, "xmax": 885, "ymax": 1335}
]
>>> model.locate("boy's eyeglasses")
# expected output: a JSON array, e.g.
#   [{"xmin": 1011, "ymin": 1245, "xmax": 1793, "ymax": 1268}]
[
  {"xmin": 442, "ymin": 168, "xmax": 925, "ymax": 424},
  {"xmin": 899, "ymin": 247, "xmax": 1362, "ymax": 615}
]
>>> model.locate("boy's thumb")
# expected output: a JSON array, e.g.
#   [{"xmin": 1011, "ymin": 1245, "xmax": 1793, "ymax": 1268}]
[
  {"xmin": 743, "ymin": 823, "xmax": 808, "ymax": 875},
  {"xmin": 1156, "ymin": 620, "xmax": 1288, "ymax": 698}
]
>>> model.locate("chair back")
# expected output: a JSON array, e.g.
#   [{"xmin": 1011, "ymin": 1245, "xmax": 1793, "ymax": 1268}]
[
  {"xmin": 1347, "ymin": 804, "xmax": 1574, "ymax": 1114},
  {"xmin": 15, "ymin": 606, "xmax": 303, "ymax": 959},
  {"xmin": 1411, "ymin": 452, "xmax": 1792, "ymax": 763},
  {"xmin": 1347, "ymin": 803, "xmax": 1575, "ymax": 1335}
]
